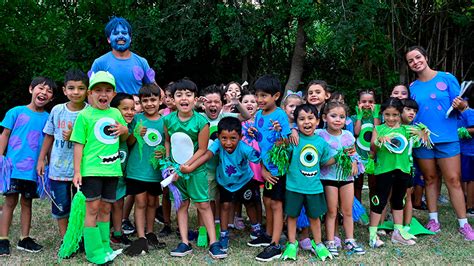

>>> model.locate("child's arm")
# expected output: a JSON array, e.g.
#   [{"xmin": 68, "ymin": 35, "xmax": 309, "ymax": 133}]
[
  {"xmin": 322, "ymin": 157, "xmax": 336, "ymax": 167},
  {"xmin": 353, "ymin": 103, "xmax": 364, "ymax": 136},
  {"xmin": 0, "ymin": 128, "xmax": 11, "ymax": 156},
  {"xmin": 184, "ymin": 124, "xmax": 210, "ymax": 166},
  {"xmin": 180, "ymin": 150, "xmax": 213, "ymax": 174},
  {"xmin": 164, "ymin": 125, "xmax": 170, "ymax": 157},
  {"xmin": 261, "ymin": 163, "xmax": 279, "ymax": 185},
  {"xmin": 235, "ymin": 101, "xmax": 251, "ymax": 121},
  {"xmin": 36, "ymin": 134, "xmax": 54, "ymax": 177},
  {"xmin": 370, "ymin": 127, "xmax": 379, "ymax": 157},
  {"xmin": 72, "ymin": 143, "xmax": 84, "ymax": 188}
]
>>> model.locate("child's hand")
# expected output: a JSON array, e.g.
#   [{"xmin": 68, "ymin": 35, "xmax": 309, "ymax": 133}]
[
  {"xmin": 356, "ymin": 104, "xmax": 364, "ymax": 120},
  {"xmin": 344, "ymin": 146, "xmax": 356, "ymax": 156},
  {"xmin": 222, "ymin": 102, "xmax": 234, "ymax": 113},
  {"xmin": 262, "ymin": 167, "xmax": 279, "ymax": 185},
  {"xmin": 112, "ymin": 123, "xmax": 129, "ymax": 137},
  {"xmin": 452, "ymin": 96, "xmax": 468, "ymax": 112},
  {"xmin": 140, "ymin": 126, "xmax": 147, "ymax": 137},
  {"xmin": 270, "ymin": 119, "xmax": 282, "ymax": 132},
  {"xmin": 197, "ymin": 96, "xmax": 207, "ymax": 110},
  {"xmin": 248, "ymin": 126, "xmax": 257, "ymax": 138},
  {"xmin": 73, "ymin": 173, "xmax": 82, "ymax": 188},
  {"xmin": 36, "ymin": 160, "xmax": 45, "ymax": 177},
  {"xmin": 62, "ymin": 122, "xmax": 73, "ymax": 141},
  {"xmin": 289, "ymin": 128, "xmax": 299, "ymax": 145},
  {"xmin": 351, "ymin": 161, "xmax": 358, "ymax": 176},
  {"xmin": 154, "ymin": 149, "xmax": 164, "ymax": 159},
  {"xmin": 180, "ymin": 164, "xmax": 192, "ymax": 174},
  {"xmin": 372, "ymin": 104, "xmax": 381, "ymax": 117}
]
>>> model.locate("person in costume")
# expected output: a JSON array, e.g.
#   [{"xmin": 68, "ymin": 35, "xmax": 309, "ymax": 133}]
[
  {"xmin": 406, "ymin": 46, "xmax": 473, "ymax": 240},
  {"xmin": 316, "ymin": 102, "xmax": 365, "ymax": 257},
  {"xmin": 164, "ymin": 79, "xmax": 227, "ymax": 259},
  {"xmin": 90, "ymin": 17, "xmax": 155, "ymax": 95},
  {"xmin": 458, "ymin": 106, "xmax": 474, "ymax": 217},
  {"xmin": 281, "ymin": 104, "xmax": 335, "ymax": 261},
  {"xmin": 328, "ymin": 92, "xmax": 354, "ymax": 134},
  {"xmin": 36, "ymin": 70, "xmax": 88, "ymax": 239},
  {"xmin": 0, "ymin": 77, "xmax": 56, "ymax": 256},
  {"xmin": 181, "ymin": 116, "xmax": 262, "ymax": 253},
  {"xmin": 71, "ymin": 71, "xmax": 129, "ymax": 264},
  {"xmin": 109, "ymin": 93, "xmax": 135, "ymax": 246},
  {"xmin": 246, "ymin": 75, "xmax": 291, "ymax": 262}
]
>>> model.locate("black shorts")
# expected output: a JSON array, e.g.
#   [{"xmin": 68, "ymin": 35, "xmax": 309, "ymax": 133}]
[
  {"xmin": 219, "ymin": 180, "xmax": 259, "ymax": 203},
  {"xmin": 126, "ymin": 178, "xmax": 163, "ymax": 196},
  {"xmin": 3, "ymin": 178, "xmax": 38, "ymax": 199},
  {"xmin": 321, "ymin": 179, "xmax": 353, "ymax": 188},
  {"xmin": 262, "ymin": 175, "xmax": 286, "ymax": 201},
  {"xmin": 82, "ymin": 176, "xmax": 118, "ymax": 203}
]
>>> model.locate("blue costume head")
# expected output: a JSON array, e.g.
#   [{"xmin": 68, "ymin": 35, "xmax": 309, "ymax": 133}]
[{"xmin": 105, "ymin": 17, "xmax": 132, "ymax": 52}]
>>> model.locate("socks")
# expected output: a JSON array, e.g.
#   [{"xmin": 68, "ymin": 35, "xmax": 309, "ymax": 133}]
[
  {"xmin": 113, "ymin": 231, "xmax": 122, "ymax": 237},
  {"xmin": 220, "ymin": 230, "xmax": 229, "ymax": 238},
  {"xmin": 369, "ymin": 226, "xmax": 378, "ymax": 240},
  {"xmin": 344, "ymin": 238, "xmax": 355, "ymax": 243},
  {"xmin": 458, "ymin": 218, "xmax": 468, "ymax": 228},
  {"xmin": 429, "ymin": 212, "xmax": 439, "ymax": 223}
]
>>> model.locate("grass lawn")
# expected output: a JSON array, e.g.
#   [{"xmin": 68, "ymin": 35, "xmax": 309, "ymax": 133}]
[{"xmin": 0, "ymin": 188, "xmax": 473, "ymax": 265}]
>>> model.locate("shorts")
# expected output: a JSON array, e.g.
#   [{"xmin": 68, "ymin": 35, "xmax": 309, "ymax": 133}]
[
  {"xmin": 126, "ymin": 178, "xmax": 162, "ymax": 196},
  {"xmin": 116, "ymin": 176, "xmax": 126, "ymax": 201},
  {"xmin": 262, "ymin": 175, "xmax": 286, "ymax": 201},
  {"xmin": 321, "ymin": 180, "xmax": 353, "ymax": 188},
  {"xmin": 3, "ymin": 178, "xmax": 38, "ymax": 199},
  {"xmin": 412, "ymin": 163, "xmax": 424, "ymax": 187},
  {"xmin": 174, "ymin": 168, "xmax": 209, "ymax": 203},
  {"xmin": 207, "ymin": 170, "xmax": 218, "ymax": 201},
  {"xmin": 219, "ymin": 179, "xmax": 259, "ymax": 203},
  {"xmin": 461, "ymin": 154, "xmax": 474, "ymax": 182},
  {"xmin": 370, "ymin": 170, "xmax": 411, "ymax": 214},
  {"xmin": 50, "ymin": 179, "xmax": 76, "ymax": 219},
  {"xmin": 414, "ymin": 141, "xmax": 460, "ymax": 159},
  {"xmin": 285, "ymin": 190, "xmax": 327, "ymax": 219},
  {"xmin": 82, "ymin": 176, "xmax": 118, "ymax": 203}
]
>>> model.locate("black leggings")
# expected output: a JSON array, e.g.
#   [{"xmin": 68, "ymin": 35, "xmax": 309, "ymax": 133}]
[{"xmin": 370, "ymin": 170, "xmax": 411, "ymax": 214}]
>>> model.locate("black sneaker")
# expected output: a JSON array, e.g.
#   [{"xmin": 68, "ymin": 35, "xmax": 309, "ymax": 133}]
[
  {"xmin": 122, "ymin": 219, "xmax": 136, "ymax": 235},
  {"xmin": 124, "ymin": 237, "xmax": 148, "ymax": 257},
  {"xmin": 17, "ymin": 237, "xmax": 42, "ymax": 253},
  {"xmin": 145, "ymin": 232, "xmax": 166, "ymax": 249},
  {"xmin": 155, "ymin": 205, "xmax": 165, "ymax": 224},
  {"xmin": 170, "ymin": 242, "xmax": 193, "ymax": 257},
  {"xmin": 0, "ymin": 239, "xmax": 10, "ymax": 256},
  {"xmin": 111, "ymin": 233, "xmax": 132, "ymax": 246},
  {"xmin": 247, "ymin": 233, "xmax": 271, "ymax": 247},
  {"xmin": 255, "ymin": 243, "xmax": 282, "ymax": 262},
  {"xmin": 159, "ymin": 225, "xmax": 173, "ymax": 237},
  {"xmin": 208, "ymin": 242, "xmax": 227, "ymax": 259}
]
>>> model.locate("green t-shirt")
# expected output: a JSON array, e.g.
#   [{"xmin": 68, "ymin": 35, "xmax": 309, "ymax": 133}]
[
  {"xmin": 70, "ymin": 106, "xmax": 126, "ymax": 177},
  {"xmin": 164, "ymin": 111, "xmax": 209, "ymax": 172},
  {"xmin": 286, "ymin": 134, "xmax": 331, "ymax": 194},
  {"xmin": 127, "ymin": 113, "xmax": 164, "ymax": 182},
  {"xmin": 374, "ymin": 124, "xmax": 412, "ymax": 175}
]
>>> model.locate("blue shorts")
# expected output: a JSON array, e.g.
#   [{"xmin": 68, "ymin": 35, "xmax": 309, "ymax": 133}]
[
  {"xmin": 50, "ymin": 179, "xmax": 76, "ymax": 219},
  {"xmin": 412, "ymin": 162, "xmax": 424, "ymax": 187},
  {"xmin": 461, "ymin": 154, "xmax": 474, "ymax": 182},
  {"xmin": 413, "ymin": 141, "xmax": 460, "ymax": 159}
]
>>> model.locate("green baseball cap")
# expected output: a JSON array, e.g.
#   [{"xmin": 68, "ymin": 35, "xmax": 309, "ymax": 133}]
[{"xmin": 89, "ymin": 71, "xmax": 116, "ymax": 90}]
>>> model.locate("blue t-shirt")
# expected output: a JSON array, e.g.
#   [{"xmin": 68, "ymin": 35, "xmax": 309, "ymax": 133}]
[
  {"xmin": 286, "ymin": 133, "xmax": 331, "ymax": 194},
  {"xmin": 254, "ymin": 108, "xmax": 291, "ymax": 176},
  {"xmin": 91, "ymin": 51, "xmax": 154, "ymax": 95},
  {"xmin": 209, "ymin": 140, "xmax": 261, "ymax": 192},
  {"xmin": 410, "ymin": 71, "xmax": 460, "ymax": 143},
  {"xmin": 43, "ymin": 103, "xmax": 88, "ymax": 181},
  {"xmin": 1, "ymin": 106, "xmax": 49, "ymax": 181},
  {"xmin": 459, "ymin": 109, "xmax": 474, "ymax": 156}
]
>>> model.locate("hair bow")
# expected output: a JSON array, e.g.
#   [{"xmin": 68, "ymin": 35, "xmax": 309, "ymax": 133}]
[{"xmin": 286, "ymin": 90, "xmax": 302, "ymax": 97}]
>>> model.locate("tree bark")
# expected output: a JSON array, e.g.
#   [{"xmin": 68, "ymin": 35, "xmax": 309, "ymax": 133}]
[{"xmin": 285, "ymin": 18, "xmax": 307, "ymax": 94}]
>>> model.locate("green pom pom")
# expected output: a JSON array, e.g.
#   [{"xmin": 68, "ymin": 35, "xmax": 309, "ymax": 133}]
[
  {"xmin": 133, "ymin": 120, "xmax": 145, "ymax": 160},
  {"xmin": 58, "ymin": 190, "xmax": 86, "ymax": 261},
  {"xmin": 150, "ymin": 145, "xmax": 166, "ymax": 170},
  {"xmin": 334, "ymin": 149, "xmax": 353, "ymax": 181},
  {"xmin": 458, "ymin": 127, "xmax": 472, "ymax": 139},
  {"xmin": 365, "ymin": 157, "xmax": 375, "ymax": 174},
  {"xmin": 269, "ymin": 138, "xmax": 290, "ymax": 176}
]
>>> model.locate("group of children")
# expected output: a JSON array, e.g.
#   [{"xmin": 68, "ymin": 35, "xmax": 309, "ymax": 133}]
[{"xmin": 0, "ymin": 69, "xmax": 472, "ymax": 263}]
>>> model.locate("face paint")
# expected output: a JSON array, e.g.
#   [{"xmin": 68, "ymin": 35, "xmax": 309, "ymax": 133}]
[{"xmin": 109, "ymin": 24, "xmax": 131, "ymax": 52}]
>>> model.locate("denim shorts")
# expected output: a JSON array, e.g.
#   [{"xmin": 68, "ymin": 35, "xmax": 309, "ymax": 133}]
[
  {"xmin": 413, "ymin": 141, "xmax": 460, "ymax": 159},
  {"xmin": 50, "ymin": 179, "xmax": 76, "ymax": 219}
]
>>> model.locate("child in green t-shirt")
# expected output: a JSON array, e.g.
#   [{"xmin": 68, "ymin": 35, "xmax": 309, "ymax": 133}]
[{"xmin": 71, "ymin": 71, "xmax": 129, "ymax": 264}]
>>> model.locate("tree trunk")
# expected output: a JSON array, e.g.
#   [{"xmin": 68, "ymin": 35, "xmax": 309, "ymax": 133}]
[
  {"xmin": 241, "ymin": 55, "xmax": 248, "ymax": 83},
  {"xmin": 285, "ymin": 18, "xmax": 307, "ymax": 94}
]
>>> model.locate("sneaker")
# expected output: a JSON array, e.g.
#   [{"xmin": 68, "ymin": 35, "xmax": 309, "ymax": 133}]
[
  {"xmin": 145, "ymin": 232, "xmax": 166, "ymax": 249},
  {"xmin": 255, "ymin": 243, "xmax": 281, "ymax": 262},
  {"xmin": 155, "ymin": 205, "xmax": 165, "ymax": 224},
  {"xmin": 467, "ymin": 208, "xmax": 474, "ymax": 218},
  {"xmin": 170, "ymin": 242, "xmax": 193, "ymax": 257},
  {"xmin": 369, "ymin": 236, "xmax": 384, "ymax": 248},
  {"xmin": 438, "ymin": 194, "xmax": 449, "ymax": 205},
  {"xmin": 159, "ymin": 225, "xmax": 172, "ymax": 237},
  {"xmin": 219, "ymin": 235, "xmax": 229, "ymax": 252},
  {"xmin": 334, "ymin": 236, "xmax": 342, "ymax": 249},
  {"xmin": 250, "ymin": 228, "xmax": 262, "ymax": 240},
  {"xmin": 458, "ymin": 223, "xmax": 474, "ymax": 241},
  {"xmin": 0, "ymin": 239, "xmax": 10, "ymax": 256},
  {"xmin": 122, "ymin": 219, "xmax": 136, "ymax": 235},
  {"xmin": 426, "ymin": 219, "xmax": 441, "ymax": 233},
  {"xmin": 234, "ymin": 216, "xmax": 245, "ymax": 230},
  {"xmin": 391, "ymin": 230, "xmax": 416, "ymax": 245},
  {"xmin": 111, "ymin": 233, "xmax": 132, "ymax": 246},
  {"xmin": 17, "ymin": 237, "xmax": 43, "ymax": 253},
  {"xmin": 247, "ymin": 233, "xmax": 271, "ymax": 247},
  {"xmin": 209, "ymin": 242, "xmax": 227, "ymax": 259},
  {"xmin": 344, "ymin": 239, "xmax": 365, "ymax": 254},
  {"xmin": 124, "ymin": 237, "xmax": 148, "ymax": 256},
  {"xmin": 325, "ymin": 241, "xmax": 339, "ymax": 257},
  {"xmin": 299, "ymin": 237, "xmax": 312, "ymax": 251}
]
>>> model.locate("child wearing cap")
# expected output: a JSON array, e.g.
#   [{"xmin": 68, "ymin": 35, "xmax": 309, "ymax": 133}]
[{"xmin": 70, "ymin": 71, "xmax": 129, "ymax": 264}]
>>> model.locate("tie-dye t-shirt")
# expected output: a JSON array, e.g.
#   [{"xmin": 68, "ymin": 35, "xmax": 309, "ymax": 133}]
[{"xmin": 1, "ymin": 106, "xmax": 49, "ymax": 181}]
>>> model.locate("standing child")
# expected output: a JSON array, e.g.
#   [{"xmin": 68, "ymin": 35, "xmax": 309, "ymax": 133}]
[
  {"xmin": 391, "ymin": 84, "xmax": 410, "ymax": 100},
  {"xmin": 317, "ymin": 102, "xmax": 365, "ymax": 257},
  {"xmin": 328, "ymin": 92, "xmax": 354, "ymax": 134},
  {"xmin": 281, "ymin": 104, "xmax": 335, "ymax": 261},
  {"xmin": 0, "ymin": 77, "xmax": 56, "ymax": 256},
  {"xmin": 37, "ymin": 70, "xmax": 88, "ymax": 239},
  {"xmin": 109, "ymin": 93, "xmax": 135, "ymax": 246},
  {"xmin": 458, "ymin": 107, "xmax": 474, "ymax": 217},
  {"xmin": 164, "ymin": 79, "xmax": 227, "ymax": 259},
  {"xmin": 124, "ymin": 84, "xmax": 166, "ymax": 256},
  {"xmin": 246, "ymin": 75, "xmax": 291, "ymax": 262},
  {"xmin": 305, "ymin": 80, "xmax": 331, "ymax": 129},
  {"xmin": 71, "ymin": 71, "xmax": 129, "ymax": 264}
]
